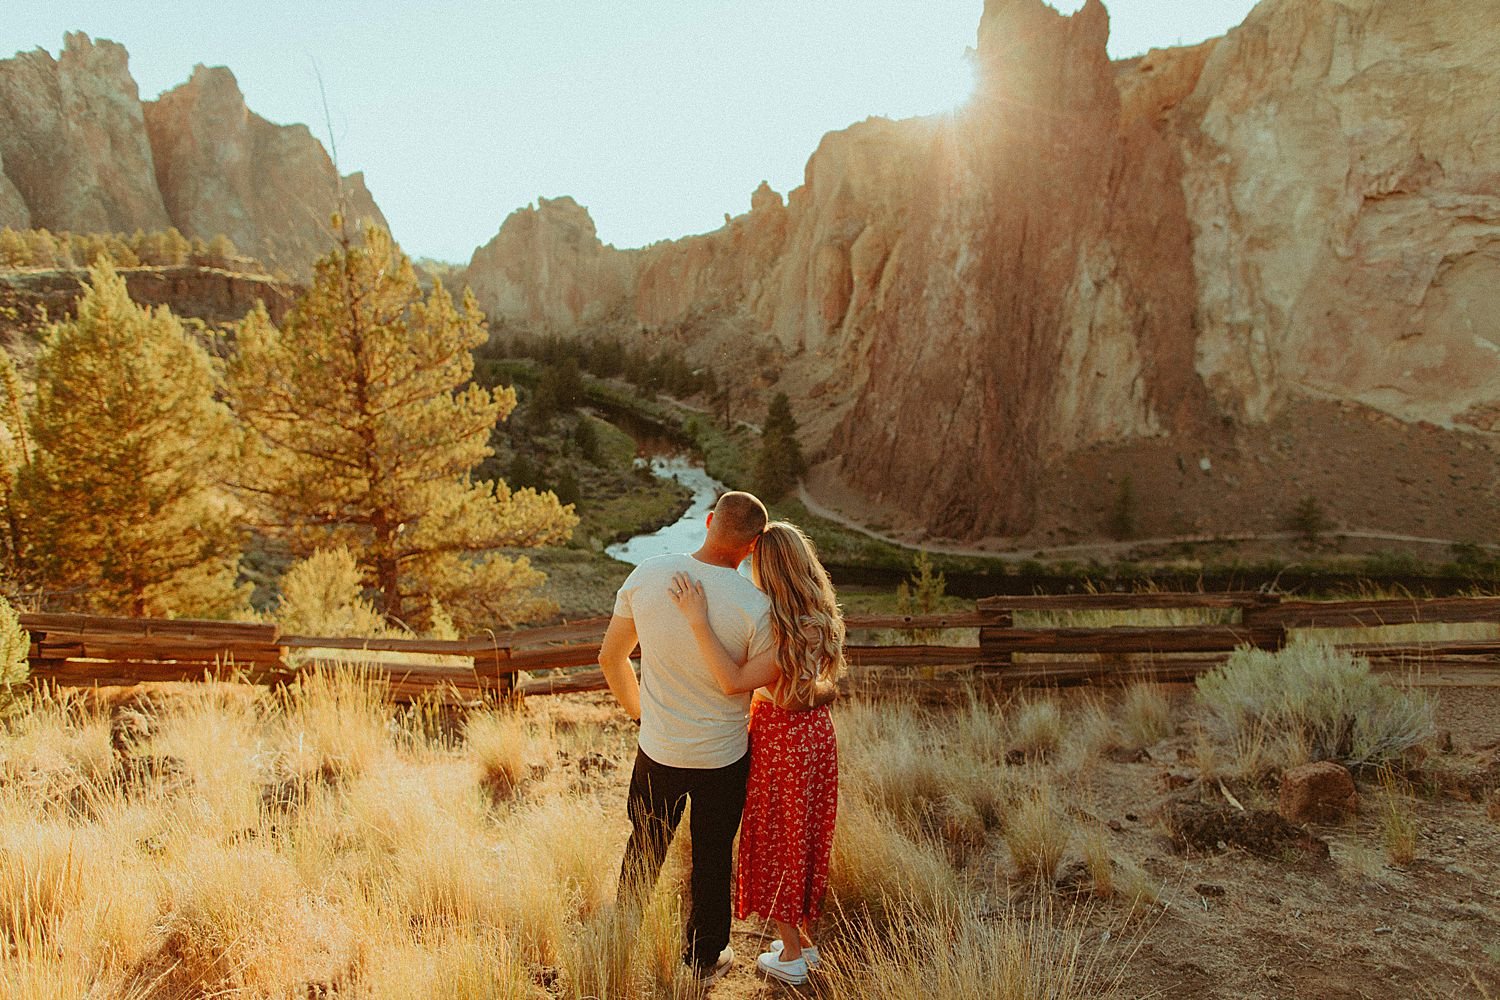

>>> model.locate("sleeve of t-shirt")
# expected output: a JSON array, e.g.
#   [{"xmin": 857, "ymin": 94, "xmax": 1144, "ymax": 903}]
[
  {"xmin": 613, "ymin": 565, "xmax": 642, "ymax": 620},
  {"xmin": 748, "ymin": 606, "xmax": 775, "ymax": 661}
]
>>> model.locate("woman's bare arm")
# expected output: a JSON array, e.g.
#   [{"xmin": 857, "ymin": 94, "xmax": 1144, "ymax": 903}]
[{"xmin": 669, "ymin": 573, "xmax": 783, "ymax": 694}]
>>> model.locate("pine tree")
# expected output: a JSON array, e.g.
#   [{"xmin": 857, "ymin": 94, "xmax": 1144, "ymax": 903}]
[
  {"xmin": 227, "ymin": 224, "xmax": 577, "ymax": 630},
  {"xmin": 10, "ymin": 262, "xmax": 246, "ymax": 616},
  {"xmin": 0, "ymin": 348, "xmax": 32, "ymax": 584},
  {"xmin": 753, "ymin": 391, "xmax": 807, "ymax": 500}
]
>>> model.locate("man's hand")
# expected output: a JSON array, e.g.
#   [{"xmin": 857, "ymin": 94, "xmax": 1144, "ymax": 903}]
[{"xmin": 599, "ymin": 614, "xmax": 642, "ymax": 722}]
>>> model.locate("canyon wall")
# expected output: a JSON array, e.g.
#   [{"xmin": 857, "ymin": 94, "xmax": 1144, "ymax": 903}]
[
  {"xmin": 0, "ymin": 34, "xmax": 384, "ymax": 279},
  {"xmin": 464, "ymin": 0, "xmax": 1500, "ymax": 540},
  {"xmin": 1181, "ymin": 0, "xmax": 1500, "ymax": 430}
]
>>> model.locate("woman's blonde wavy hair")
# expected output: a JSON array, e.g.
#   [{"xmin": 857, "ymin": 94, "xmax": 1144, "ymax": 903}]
[{"xmin": 751, "ymin": 521, "xmax": 846, "ymax": 706}]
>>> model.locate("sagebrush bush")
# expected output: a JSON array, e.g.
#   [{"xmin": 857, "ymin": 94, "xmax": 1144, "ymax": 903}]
[
  {"xmin": 273, "ymin": 546, "xmax": 394, "ymax": 639},
  {"xmin": 1196, "ymin": 642, "xmax": 1434, "ymax": 769}
]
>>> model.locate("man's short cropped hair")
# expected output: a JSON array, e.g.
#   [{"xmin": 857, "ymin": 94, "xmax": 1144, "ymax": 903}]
[{"xmin": 712, "ymin": 491, "xmax": 768, "ymax": 545}]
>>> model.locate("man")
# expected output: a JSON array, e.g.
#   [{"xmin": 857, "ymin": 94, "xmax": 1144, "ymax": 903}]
[{"xmin": 600, "ymin": 490, "xmax": 833, "ymax": 984}]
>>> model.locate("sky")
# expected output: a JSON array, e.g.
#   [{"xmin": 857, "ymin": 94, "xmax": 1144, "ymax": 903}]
[{"xmin": 5, "ymin": 1, "xmax": 1261, "ymax": 263}]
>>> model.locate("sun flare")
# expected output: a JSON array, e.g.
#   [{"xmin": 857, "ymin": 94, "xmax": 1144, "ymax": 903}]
[{"xmin": 935, "ymin": 50, "xmax": 981, "ymax": 113}]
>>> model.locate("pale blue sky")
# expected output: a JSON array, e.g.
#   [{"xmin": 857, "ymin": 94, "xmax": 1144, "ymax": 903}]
[{"xmin": 5, "ymin": 1, "xmax": 1259, "ymax": 263}]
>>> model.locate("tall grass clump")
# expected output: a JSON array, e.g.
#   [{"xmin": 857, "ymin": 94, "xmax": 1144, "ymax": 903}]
[
  {"xmin": 1003, "ymin": 785, "xmax": 1070, "ymax": 882},
  {"xmin": 1376, "ymin": 766, "xmax": 1420, "ymax": 866},
  {"xmin": 466, "ymin": 709, "xmax": 551, "ymax": 801},
  {"xmin": 1119, "ymin": 683, "xmax": 1173, "ymax": 749},
  {"xmin": 819, "ymin": 898, "xmax": 1122, "ymax": 999},
  {"xmin": 275, "ymin": 665, "xmax": 390, "ymax": 784},
  {"xmin": 1010, "ymin": 698, "xmax": 1063, "ymax": 760},
  {"xmin": 1196, "ymin": 643, "xmax": 1434, "ymax": 770},
  {"xmin": 829, "ymin": 789, "xmax": 962, "ymax": 929}
]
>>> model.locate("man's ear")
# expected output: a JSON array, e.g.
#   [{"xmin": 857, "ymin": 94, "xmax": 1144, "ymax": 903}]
[{"xmin": 705, "ymin": 511, "xmax": 715, "ymax": 530}]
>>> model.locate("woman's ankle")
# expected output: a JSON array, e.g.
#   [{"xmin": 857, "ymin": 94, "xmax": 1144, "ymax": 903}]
[{"xmin": 775, "ymin": 922, "xmax": 803, "ymax": 960}]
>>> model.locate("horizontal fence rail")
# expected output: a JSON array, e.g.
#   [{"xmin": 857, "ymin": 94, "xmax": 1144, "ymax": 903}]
[{"xmin": 16, "ymin": 591, "xmax": 1500, "ymax": 702}]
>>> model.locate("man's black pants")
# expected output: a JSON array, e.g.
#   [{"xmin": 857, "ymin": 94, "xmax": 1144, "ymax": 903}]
[{"xmin": 618, "ymin": 746, "xmax": 750, "ymax": 970}]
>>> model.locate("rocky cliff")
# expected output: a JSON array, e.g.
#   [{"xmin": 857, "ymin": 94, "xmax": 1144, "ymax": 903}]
[
  {"xmin": 0, "ymin": 33, "xmax": 171, "ymax": 235},
  {"xmin": 144, "ymin": 66, "xmax": 386, "ymax": 279},
  {"xmin": 0, "ymin": 34, "xmax": 384, "ymax": 279},
  {"xmin": 1181, "ymin": 0, "xmax": 1500, "ymax": 431},
  {"xmin": 464, "ymin": 0, "xmax": 1500, "ymax": 542}
]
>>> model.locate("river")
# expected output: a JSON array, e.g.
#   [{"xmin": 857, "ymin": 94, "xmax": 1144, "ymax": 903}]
[{"xmin": 604, "ymin": 453, "xmax": 726, "ymax": 565}]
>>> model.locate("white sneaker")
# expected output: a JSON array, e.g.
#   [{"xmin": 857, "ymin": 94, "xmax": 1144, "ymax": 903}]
[
  {"xmin": 690, "ymin": 945, "xmax": 734, "ymax": 985},
  {"xmin": 757, "ymin": 949, "xmax": 809, "ymax": 985},
  {"xmin": 770, "ymin": 939, "xmax": 820, "ymax": 968}
]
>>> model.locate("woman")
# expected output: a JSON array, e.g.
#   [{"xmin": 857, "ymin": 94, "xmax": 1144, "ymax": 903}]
[{"xmin": 668, "ymin": 520, "xmax": 844, "ymax": 986}]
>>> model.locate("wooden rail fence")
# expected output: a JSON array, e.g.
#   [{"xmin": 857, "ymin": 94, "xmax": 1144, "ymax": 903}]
[{"xmin": 16, "ymin": 591, "xmax": 1500, "ymax": 702}]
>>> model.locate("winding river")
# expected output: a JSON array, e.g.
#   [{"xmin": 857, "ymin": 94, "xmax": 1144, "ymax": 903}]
[{"xmin": 604, "ymin": 453, "xmax": 725, "ymax": 566}]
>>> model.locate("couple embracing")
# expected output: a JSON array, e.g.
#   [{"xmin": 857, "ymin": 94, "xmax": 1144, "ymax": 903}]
[{"xmin": 599, "ymin": 490, "xmax": 844, "ymax": 987}]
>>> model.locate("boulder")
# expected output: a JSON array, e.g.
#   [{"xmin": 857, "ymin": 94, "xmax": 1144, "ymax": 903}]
[{"xmin": 1277, "ymin": 761, "xmax": 1359, "ymax": 825}]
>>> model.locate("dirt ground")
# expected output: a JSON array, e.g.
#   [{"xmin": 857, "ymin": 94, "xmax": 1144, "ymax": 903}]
[{"xmin": 559, "ymin": 684, "xmax": 1500, "ymax": 1000}]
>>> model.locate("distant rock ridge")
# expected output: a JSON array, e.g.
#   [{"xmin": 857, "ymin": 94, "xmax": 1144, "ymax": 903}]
[
  {"xmin": 462, "ymin": 0, "xmax": 1500, "ymax": 540},
  {"xmin": 0, "ymin": 33, "xmax": 385, "ymax": 279}
]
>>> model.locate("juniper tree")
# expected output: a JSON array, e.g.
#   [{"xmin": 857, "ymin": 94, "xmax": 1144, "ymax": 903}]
[
  {"xmin": 753, "ymin": 391, "xmax": 807, "ymax": 500},
  {"xmin": 0, "ymin": 348, "xmax": 30, "ymax": 583},
  {"xmin": 227, "ymin": 224, "xmax": 576, "ymax": 630},
  {"xmin": 6, "ymin": 262, "xmax": 245, "ymax": 616}
]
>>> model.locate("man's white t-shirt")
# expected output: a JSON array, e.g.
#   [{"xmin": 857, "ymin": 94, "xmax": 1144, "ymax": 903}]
[{"xmin": 613, "ymin": 553, "xmax": 774, "ymax": 769}]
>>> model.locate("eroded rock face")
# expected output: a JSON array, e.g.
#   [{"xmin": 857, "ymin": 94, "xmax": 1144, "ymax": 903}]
[
  {"xmin": 0, "ymin": 38, "xmax": 386, "ymax": 280},
  {"xmin": 826, "ymin": 0, "xmax": 1210, "ymax": 537},
  {"xmin": 144, "ymin": 65, "xmax": 387, "ymax": 279},
  {"xmin": 0, "ymin": 33, "xmax": 171, "ymax": 234},
  {"xmin": 466, "ymin": 196, "xmax": 635, "ymax": 331},
  {"xmin": 0, "ymin": 152, "xmax": 29, "ymax": 230},
  {"xmin": 1182, "ymin": 0, "xmax": 1500, "ymax": 430}
]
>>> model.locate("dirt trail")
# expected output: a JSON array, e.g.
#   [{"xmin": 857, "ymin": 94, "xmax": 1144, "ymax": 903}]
[{"xmin": 796, "ymin": 484, "xmax": 1493, "ymax": 563}]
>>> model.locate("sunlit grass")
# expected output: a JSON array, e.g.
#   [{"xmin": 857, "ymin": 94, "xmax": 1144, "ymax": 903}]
[{"xmin": 0, "ymin": 676, "xmax": 1171, "ymax": 997}]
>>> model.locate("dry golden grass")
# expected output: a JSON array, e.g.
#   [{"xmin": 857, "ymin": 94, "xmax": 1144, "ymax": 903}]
[
  {"xmin": 1118, "ymin": 682, "xmax": 1174, "ymax": 749},
  {"xmin": 1377, "ymin": 767, "xmax": 1421, "ymax": 867},
  {"xmin": 1003, "ymin": 784, "xmax": 1071, "ymax": 882},
  {"xmin": 817, "ymin": 896, "xmax": 1124, "ymax": 1000},
  {"xmin": 1010, "ymin": 698, "xmax": 1063, "ymax": 760},
  {"xmin": 0, "ymin": 676, "xmax": 1152, "ymax": 999},
  {"xmin": 1080, "ymin": 826, "xmax": 1115, "ymax": 899}
]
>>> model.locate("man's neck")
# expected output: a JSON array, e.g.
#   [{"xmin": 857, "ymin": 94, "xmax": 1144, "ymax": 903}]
[{"xmin": 692, "ymin": 545, "xmax": 743, "ymax": 571}]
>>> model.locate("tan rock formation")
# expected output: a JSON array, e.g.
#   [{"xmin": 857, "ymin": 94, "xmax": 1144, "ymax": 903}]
[
  {"xmin": 144, "ymin": 65, "xmax": 387, "ymax": 279},
  {"xmin": 824, "ymin": 0, "xmax": 1212, "ymax": 537},
  {"xmin": 1182, "ymin": 0, "xmax": 1500, "ymax": 431},
  {"xmin": 0, "ymin": 152, "xmax": 28, "ymax": 230},
  {"xmin": 0, "ymin": 33, "xmax": 171, "ymax": 234},
  {"xmin": 466, "ymin": 196, "xmax": 635, "ymax": 331}
]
